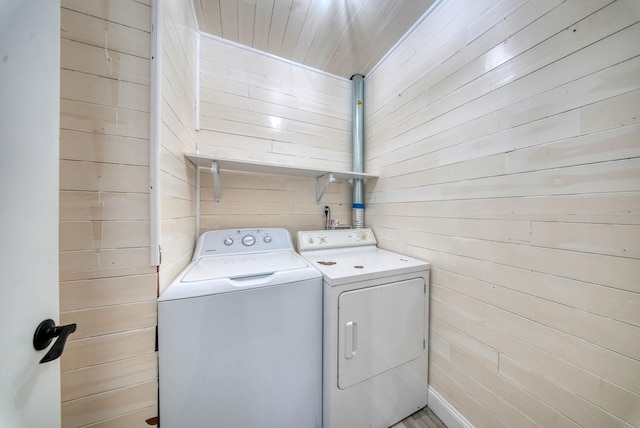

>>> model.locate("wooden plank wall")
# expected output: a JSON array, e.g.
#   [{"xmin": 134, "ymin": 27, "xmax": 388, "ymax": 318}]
[
  {"xmin": 59, "ymin": 0, "xmax": 158, "ymax": 426},
  {"xmin": 364, "ymin": 0, "xmax": 640, "ymax": 427},
  {"xmin": 158, "ymin": 0, "xmax": 198, "ymax": 292},
  {"xmin": 196, "ymin": 37, "xmax": 355, "ymax": 234}
]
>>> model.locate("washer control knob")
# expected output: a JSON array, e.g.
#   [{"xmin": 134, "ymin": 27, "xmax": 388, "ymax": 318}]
[
  {"xmin": 224, "ymin": 238, "xmax": 233, "ymax": 246},
  {"xmin": 242, "ymin": 235, "xmax": 256, "ymax": 246},
  {"xmin": 263, "ymin": 235, "xmax": 272, "ymax": 243}
]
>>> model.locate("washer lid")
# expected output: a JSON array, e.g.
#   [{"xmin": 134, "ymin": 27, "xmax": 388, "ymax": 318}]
[{"xmin": 182, "ymin": 250, "xmax": 308, "ymax": 282}]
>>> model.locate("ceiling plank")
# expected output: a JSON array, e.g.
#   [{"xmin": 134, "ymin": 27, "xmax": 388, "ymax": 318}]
[
  {"xmin": 290, "ymin": 0, "xmax": 332, "ymax": 64},
  {"xmin": 220, "ymin": 0, "xmax": 239, "ymax": 41},
  {"xmin": 198, "ymin": 0, "xmax": 223, "ymax": 36},
  {"xmin": 332, "ymin": 0, "xmax": 420, "ymax": 77},
  {"xmin": 238, "ymin": 0, "xmax": 257, "ymax": 46},
  {"xmin": 279, "ymin": 0, "xmax": 313, "ymax": 60},
  {"xmin": 310, "ymin": 0, "xmax": 368, "ymax": 72},
  {"xmin": 302, "ymin": 0, "xmax": 351, "ymax": 69},
  {"xmin": 267, "ymin": 0, "xmax": 294, "ymax": 55},
  {"xmin": 327, "ymin": 0, "xmax": 404, "ymax": 76},
  {"xmin": 351, "ymin": 0, "xmax": 437, "ymax": 75},
  {"xmin": 193, "ymin": 0, "xmax": 440, "ymax": 78},
  {"xmin": 253, "ymin": 0, "xmax": 275, "ymax": 51}
]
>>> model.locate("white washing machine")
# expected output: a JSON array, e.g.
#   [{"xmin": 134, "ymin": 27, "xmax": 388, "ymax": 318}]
[
  {"xmin": 298, "ymin": 228, "xmax": 430, "ymax": 428},
  {"xmin": 158, "ymin": 228, "xmax": 323, "ymax": 428}
]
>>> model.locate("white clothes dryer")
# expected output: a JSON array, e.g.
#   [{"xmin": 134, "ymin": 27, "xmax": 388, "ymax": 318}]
[
  {"xmin": 158, "ymin": 228, "xmax": 323, "ymax": 428},
  {"xmin": 298, "ymin": 228, "xmax": 430, "ymax": 428}
]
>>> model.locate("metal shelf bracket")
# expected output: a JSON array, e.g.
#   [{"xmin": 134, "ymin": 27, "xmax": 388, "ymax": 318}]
[
  {"xmin": 316, "ymin": 172, "xmax": 336, "ymax": 203},
  {"xmin": 211, "ymin": 160, "xmax": 220, "ymax": 202}
]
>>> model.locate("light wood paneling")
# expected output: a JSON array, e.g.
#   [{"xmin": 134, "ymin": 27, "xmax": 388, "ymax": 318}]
[
  {"xmin": 197, "ymin": 35, "xmax": 353, "ymax": 169},
  {"xmin": 159, "ymin": 217, "xmax": 198, "ymax": 288},
  {"xmin": 531, "ymin": 221, "xmax": 640, "ymax": 258},
  {"xmin": 365, "ymin": 0, "xmax": 640, "ymax": 427},
  {"xmin": 368, "ymin": 192, "xmax": 640, "ymax": 225},
  {"xmin": 432, "ymin": 269, "xmax": 640, "ymax": 361},
  {"xmin": 193, "ymin": 0, "xmax": 438, "ymax": 78},
  {"xmin": 60, "ymin": 38, "xmax": 150, "ymax": 85},
  {"xmin": 61, "ymin": 301, "xmax": 157, "ymax": 340},
  {"xmin": 367, "ymin": 0, "xmax": 633, "ymax": 147},
  {"xmin": 158, "ymin": 0, "xmax": 199, "ymax": 294},
  {"xmin": 60, "ymin": 130, "xmax": 149, "ymax": 166},
  {"xmin": 429, "ymin": 331, "xmax": 580, "ymax": 428},
  {"xmin": 198, "ymin": 170, "xmax": 353, "ymax": 234},
  {"xmin": 60, "ymin": 191, "xmax": 150, "ymax": 222},
  {"xmin": 59, "ymin": 248, "xmax": 154, "ymax": 281},
  {"xmin": 196, "ymin": 36, "xmax": 355, "ymax": 235},
  {"xmin": 60, "ymin": 221, "xmax": 150, "ymax": 251},
  {"xmin": 61, "ymin": 380, "xmax": 157, "ymax": 428},
  {"xmin": 60, "ymin": 99, "xmax": 150, "ymax": 140},
  {"xmin": 61, "ymin": 0, "xmax": 152, "ymax": 33},
  {"xmin": 60, "ymin": 8, "xmax": 150, "ymax": 58},
  {"xmin": 62, "ymin": 354, "xmax": 157, "ymax": 402},
  {"xmin": 60, "ymin": 160, "xmax": 149, "ymax": 193},
  {"xmin": 78, "ymin": 407, "xmax": 157, "ymax": 428},
  {"xmin": 60, "ymin": 1, "xmax": 157, "ymax": 427},
  {"xmin": 60, "ymin": 274, "xmax": 157, "ymax": 312},
  {"xmin": 498, "ymin": 354, "xmax": 636, "ymax": 428},
  {"xmin": 62, "ymin": 329, "xmax": 156, "ymax": 373},
  {"xmin": 53, "ymin": 1, "xmax": 640, "ymax": 428}
]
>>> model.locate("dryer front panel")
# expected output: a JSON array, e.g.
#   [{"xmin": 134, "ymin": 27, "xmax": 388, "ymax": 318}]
[{"xmin": 337, "ymin": 278, "xmax": 426, "ymax": 389}]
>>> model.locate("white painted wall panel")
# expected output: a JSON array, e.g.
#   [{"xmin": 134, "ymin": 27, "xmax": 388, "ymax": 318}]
[
  {"xmin": 158, "ymin": 0, "xmax": 199, "ymax": 292},
  {"xmin": 196, "ymin": 36, "xmax": 354, "ymax": 233},
  {"xmin": 365, "ymin": 0, "xmax": 640, "ymax": 427},
  {"xmin": 198, "ymin": 37, "xmax": 351, "ymax": 159}
]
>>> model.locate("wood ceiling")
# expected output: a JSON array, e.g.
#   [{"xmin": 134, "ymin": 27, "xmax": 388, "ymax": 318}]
[{"xmin": 192, "ymin": 0, "xmax": 439, "ymax": 79}]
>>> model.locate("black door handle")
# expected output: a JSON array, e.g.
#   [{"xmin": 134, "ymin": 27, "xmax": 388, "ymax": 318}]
[{"xmin": 33, "ymin": 319, "xmax": 77, "ymax": 364}]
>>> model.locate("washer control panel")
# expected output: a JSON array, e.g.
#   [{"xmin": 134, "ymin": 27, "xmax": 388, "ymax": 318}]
[
  {"xmin": 297, "ymin": 228, "xmax": 377, "ymax": 251},
  {"xmin": 195, "ymin": 228, "xmax": 294, "ymax": 258}
]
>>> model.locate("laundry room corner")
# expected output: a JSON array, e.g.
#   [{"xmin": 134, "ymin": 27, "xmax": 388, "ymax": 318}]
[{"xmin": 50, "ymin": 0, "xmax": 640, "ymax": 426}]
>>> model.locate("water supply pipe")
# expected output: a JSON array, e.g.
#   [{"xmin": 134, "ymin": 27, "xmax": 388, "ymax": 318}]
[{"xmin": 351, "ymin": 74, "xmax": 365, "ymax": 228}]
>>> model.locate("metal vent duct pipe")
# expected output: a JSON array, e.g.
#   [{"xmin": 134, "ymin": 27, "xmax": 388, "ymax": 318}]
[{"xmin": 351, "ymin": 74, "xmax": 365, "ymax": 228}]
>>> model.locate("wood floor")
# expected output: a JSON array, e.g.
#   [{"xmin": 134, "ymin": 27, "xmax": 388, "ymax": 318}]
[{"xmin": 391, "ymin": 407, "xmax": 448, "ymax": 428}]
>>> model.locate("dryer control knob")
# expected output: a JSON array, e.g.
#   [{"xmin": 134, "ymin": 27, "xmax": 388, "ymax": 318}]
[
  {"xmin": 224, "ymin": 238, "xmax": 233, "ymax": 246},
  {"xmin": 263, "ymin": 235, "xmax": 272, "ymax": 243},
  {"xmin": 242, "ymin": 235, "xmax": 256, "ymax": 246}
]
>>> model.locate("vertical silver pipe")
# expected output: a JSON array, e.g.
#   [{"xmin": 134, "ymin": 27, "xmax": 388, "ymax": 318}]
[{"xmin": 351, "ymin": 74, "xmax": 365, "ymax": 228}]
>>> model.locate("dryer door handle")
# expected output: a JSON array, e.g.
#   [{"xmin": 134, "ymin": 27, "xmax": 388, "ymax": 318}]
[{"xmin": 345, "ymin": 321, "xmax": 357, "ymax": 359}]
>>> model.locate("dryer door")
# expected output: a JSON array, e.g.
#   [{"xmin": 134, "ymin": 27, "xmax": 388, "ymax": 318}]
[{"xmin": 337, "ymin": 278, "xmax": 426, "ymax": 389}]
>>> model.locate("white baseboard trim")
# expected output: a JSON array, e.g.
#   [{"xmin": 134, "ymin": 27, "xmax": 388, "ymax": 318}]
[{"xmin": 428, "ymin": 386, "xmax": 474, "ymax": 428}]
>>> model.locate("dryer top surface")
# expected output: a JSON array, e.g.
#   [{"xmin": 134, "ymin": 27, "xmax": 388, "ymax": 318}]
[{"xmin": 299, "ymin": 246, "xmax": 429, "ymax": 286}]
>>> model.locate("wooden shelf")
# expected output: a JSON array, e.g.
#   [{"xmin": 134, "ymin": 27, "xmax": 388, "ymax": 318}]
[{"xmin": 186, "ymin": 153, "xmax": 377, "ymax": 202}]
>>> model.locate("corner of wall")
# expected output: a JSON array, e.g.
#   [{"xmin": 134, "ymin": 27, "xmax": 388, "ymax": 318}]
[{"xmin": 428, "ymin": 386, "xmax": 474, "ymax": 428}]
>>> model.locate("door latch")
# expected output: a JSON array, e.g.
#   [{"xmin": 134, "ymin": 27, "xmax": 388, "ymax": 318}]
[{"xmin": 33, "ymin": 319, "xmax": 77, "ymax": 364}]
